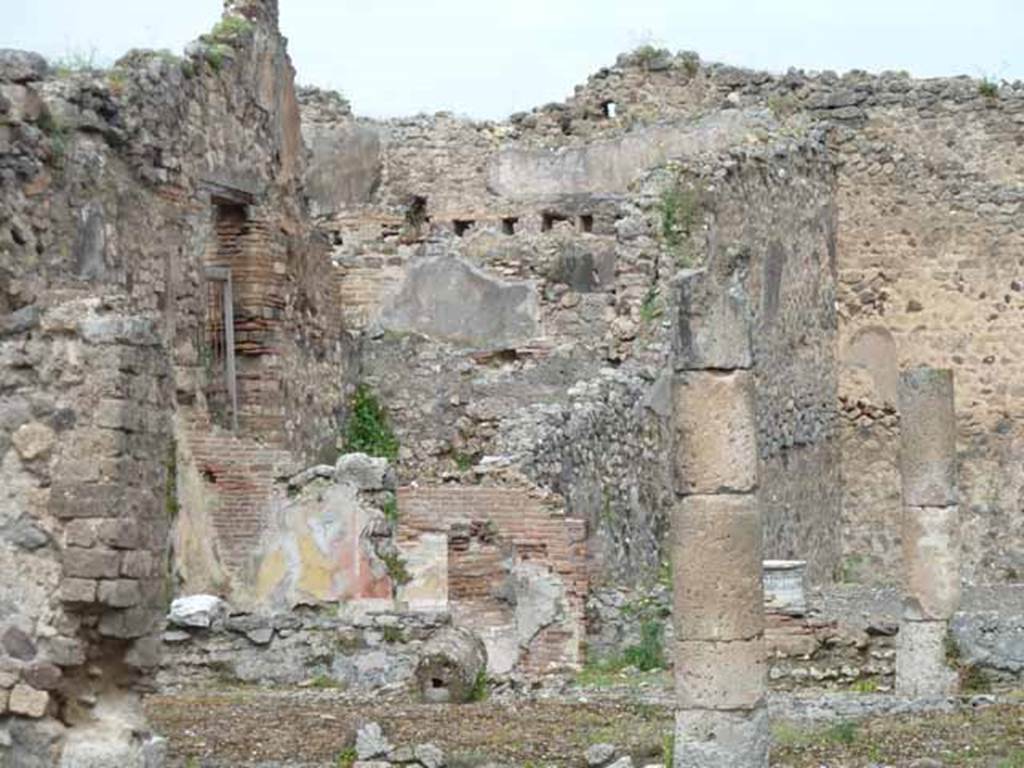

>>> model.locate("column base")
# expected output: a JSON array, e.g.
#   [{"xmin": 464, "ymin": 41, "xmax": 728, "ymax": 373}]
[
  {"xmin": 896, "ymin": 619, "xmax": 958, "ymax": 698},
  {"xmin": 674, "ymin": 707, "xmax": 768, "ymax": 768}
]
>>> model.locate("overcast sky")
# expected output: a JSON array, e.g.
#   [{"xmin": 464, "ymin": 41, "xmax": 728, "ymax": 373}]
[{"xmin": 4, "ymin": 0, "xmax": 1021, "ymax": 119}]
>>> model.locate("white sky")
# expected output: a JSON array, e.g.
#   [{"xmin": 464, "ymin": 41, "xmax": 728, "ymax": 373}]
[{"xmin": 3, "ymin": 0, "xmax": 1021, "ymax": 120}]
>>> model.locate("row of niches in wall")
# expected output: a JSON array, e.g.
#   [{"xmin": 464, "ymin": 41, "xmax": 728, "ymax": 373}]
[{"xmin": 450, "ymin": 212, "xmax": 597, "ymax": 237}]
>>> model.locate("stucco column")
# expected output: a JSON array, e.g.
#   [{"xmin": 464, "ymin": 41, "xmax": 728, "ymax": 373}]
[
  {"xmin": 895, "ymin": 367, "xmax": 960, "ymax": 697},
  {"xmin": 670, "ymin": 270, "xmax": 768, "ymax": 768}
]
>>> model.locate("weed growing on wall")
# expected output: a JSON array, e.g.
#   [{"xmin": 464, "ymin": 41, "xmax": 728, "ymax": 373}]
[
  {"xmin": 209, "ymin": 15, "xmax": 254, "ymax": 43},
  {"xmin": 658, "ymin": 181, "xmax": 702, "ymax": 267},
  {"xmin": 343, "ymin": 384, "xmax": 399, "ymax": 460}
]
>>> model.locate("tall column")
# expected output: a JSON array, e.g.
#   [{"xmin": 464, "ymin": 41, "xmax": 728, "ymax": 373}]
[
  {"xmin": 895, "ymin": 367, "xmax": 960, "ymax": 697},
  {"xmin": 670, "ymin": 271, "xmax": 768, "ymax": 767}
]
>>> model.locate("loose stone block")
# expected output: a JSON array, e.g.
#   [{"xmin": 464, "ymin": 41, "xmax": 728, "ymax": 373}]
[
  {"xmin": 903, "ymin": 506, "xmax": 961, "ymax": 620},
  {"xmin": 896, "ymin": 620, "xmax": 957, "ymax": 698},
  {"xmin": 8, "ymin": 684, "xmax": 49, "ymax": 718},
  {"xmin": 670, "ymin": 495, "xmax": 764, "ymax": 640},
  {"xmin": 898, "ymin": 368, "xmax": 956, "ymax": 506},
  {"xmin": 674, "ymin": 638, "xmax": 766, "ymax": 710},
  {"xmin": 672, "ymin": 370, "xmax": 758, "ymax": 495},
  {"xmin": 674, "ymin": 707, "xmax": 769, "ymax": 768}
]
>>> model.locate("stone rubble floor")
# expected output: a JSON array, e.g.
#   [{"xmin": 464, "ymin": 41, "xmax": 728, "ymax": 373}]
[{"xmin": 145, "ymin": 685, "xmax": 1024, "ymax": 767}]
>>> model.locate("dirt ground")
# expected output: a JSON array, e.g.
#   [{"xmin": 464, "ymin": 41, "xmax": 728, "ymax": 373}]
[{"xmin": 146, "ymin": 687, "xmax": 1024, "ymax": 767}]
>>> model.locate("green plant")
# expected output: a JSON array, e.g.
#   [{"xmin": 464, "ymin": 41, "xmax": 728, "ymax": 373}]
[
  {"xmin": 661, "ymin": 731, "xmax": 675, "ymax": 763},
  {"xmin": 679, "ymin": 51, "xmax": 699, "ymax": 78},
  {"xmin": 639, "ymin": 287, "xmax": 663, "ymax": 323},
  {"xmin": 468, "ymin": 670, "xmax": 488, "ymax": 702},
  {"xmin": 824, "ymin": 720, "xmax": 857, "ymax": 745},
  {"xmin": 205, "ymin": 44, "xmax": 233, "ymax": 72},
  {"xmin": 107, "ymin": 69, "xmax": 127, "ymax": 96},
  {"xmin": 335, "ymin": 747, "xmax": 357, "ymax": 768},
  {"xmin": 998, "ymin": 749, "xmax": 1024, "ymax": 768},
  {"xmin": 767, "ymin": 92, "xmax": 800, "ymax": 119},
  {"xmin": 382, "ymin": 494, "xmax": 398, "ymax": 527},
  {"xmin": 960, "ymin": 663, "xmax": 992, "ymax": 693},
  {"xmin": 164, "ymin": 441, "xmax": 179, "ymax": 519},
  {"xmin": 381, "ymin": 625, "xmax": 405, "ymax": 644},
  {"xmin": 209, "ymin": 15, "xmax": 254, "ymax": 43},
  {"xmin": 343, "ymin": 384, "xmax": 399, "ymax": 460},
  {"xmin": 979, "ymin": 78, "xmax": 999, "ymax": 98},
  {"xmin": 379, "ymin": 550, "xmax": 411, "ymax": 585},
  {"xmin": 453, "ymin": 452, "xmax": 474, "ymax": 471},
  {"xmin": 622, "ymin": 619, "xmax": 666, "ymax": 672},
  {"xmin": 309, "ymin": 673, "xmax": 340, "ymax": 689},
  {"xmin": 633, "ymin": 44, "xmax": 671, "ymax": 70},
  {"xmin": 186, "ymin": 758, "xmax": 201, "ymax": 768},
  {"xmin": 52, "ymin": 48, "xmax": 99, "ymax": 76},
  {"xmin": 835, "ymin": 554, "xmax": 864, "ymax": 583},
  {"xmin": 37, "ymin": 111, "xmax": 71, "ymax": 167},
  {"xmin": 851, "ymin": 678, "xmax": 879, "ymax": 693},
  {"xmin": 658, "ymin": 182, "xmax": 702, "ymax": 267}
]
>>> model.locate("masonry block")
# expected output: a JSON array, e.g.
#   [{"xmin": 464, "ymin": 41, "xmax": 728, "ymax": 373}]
[
  {"xmin": 898, "ymin": 367, "xmax": 956, "ymax": 506},
  {"xmin": 670, "ymin": 494, "xmax": 763, "ymax": 641},
  {"xmin": 121, "ymin": 551, "xmax": 160, "ymax": 578},
  {"xmin": 62, "ymin": 548, "xmax": 120, "ymax": 579},
  {"xmin": 98, "ymin": 607, "xmax": 159, "ymax": 639},
  {"xmin": 675, "ymin": 637, "xmax": 766, "ymax": 710},
  {"xmin": 8, "ymin": 684, "xmax": 48, "ymax": 718},
  {"xmin": 673, "ymin": 370, "xmax": 758, "ymax": 495},
  {"xmin": 896, "ymin": 620, "xmax": 958, "ymax": 698},
  {"xmin": 97, "ymin": 579, "xmax": 143, "ymax": 608},
  {"xmin": 59, "ymin": 577, "xmax": 98, "ymax": 603},
  {"xmin": 50, "ymin": 484, "xmax": 120, "ymax": 519},
  {"xmin": 674, "ymin": 706, "xmax": 769, "ymax": 768},
  {"xmin": 673, "ymin": 268, "xmax": 753, "ymax": 371},
  {"xmin": 64, "ymin": 520, "xmax": 97, "ymax": 548},
  {"xmin": 96, "ymin": 519, "xmax": 140, "ymax": 549},
  {"xmin": 903, "ymin": 506, "xmax": 960, "ymax": 620},
  {"xmin": 22, "ymin": 662, "xmax": 61, "ymax": 690}
]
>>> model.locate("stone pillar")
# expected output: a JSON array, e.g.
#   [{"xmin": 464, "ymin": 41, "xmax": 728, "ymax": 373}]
[
  {"xmin": 896, "ymin": 367, "xmax": 960, "ymax": 697},
  {"xmin": 670, "ymin": 270, "xmax": 768, "ymax": 767}
]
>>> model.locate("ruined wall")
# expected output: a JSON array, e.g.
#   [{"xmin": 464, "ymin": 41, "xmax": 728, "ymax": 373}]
[
  {"xmin": 300, "ymin": 67, "xmax": 842, "ymax": 594},
  {"xmin": 539, "ymin": 53, "xmax": 1024, "ymax": 584},
  {"xmin": 0, "ymin": 0, "xmax": 347, "ymax": 761}
]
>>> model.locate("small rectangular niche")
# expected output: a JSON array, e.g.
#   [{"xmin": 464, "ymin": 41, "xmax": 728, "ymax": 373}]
[
  {"xmin": 502, "ymin": 217, "xmax": 518, "ymax": 235},
  {"xmin": 453, "ymin": 219, "xmax": 475, "ymax": 237},
  {"xmin": 541, "ymin": 212, "xmax": 568, "ymax": 232},
  {"xmin": 579, "ymin": 214, "xmax": 594, "ymax": 233},
  {"xmin": 601, "ymin": 100, "xmax": 617, "ymax": 118}
]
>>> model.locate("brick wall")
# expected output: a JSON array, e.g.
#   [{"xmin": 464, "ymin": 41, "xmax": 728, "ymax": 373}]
[{"xmin": 399, "ymin": 485, "xmax": 587, "ymax": 672}]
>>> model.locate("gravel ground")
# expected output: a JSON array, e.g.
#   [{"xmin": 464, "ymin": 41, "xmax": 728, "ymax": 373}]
[{"xmin": 146, "ymin": 686, "xmax": 1024, "ymax": 767}]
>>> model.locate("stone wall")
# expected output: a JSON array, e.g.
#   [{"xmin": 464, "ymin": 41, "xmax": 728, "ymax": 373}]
[
  {"xmin": 301, "ymin": 92, "xmax": 841, "ymax": 589},
  {"xmin": 0, "ymin": 0, "xmax": 348, "ymax": 761},
  {"xmin": 521, "ymin": 50, "xmax": 1024, "ymax": 584}
]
